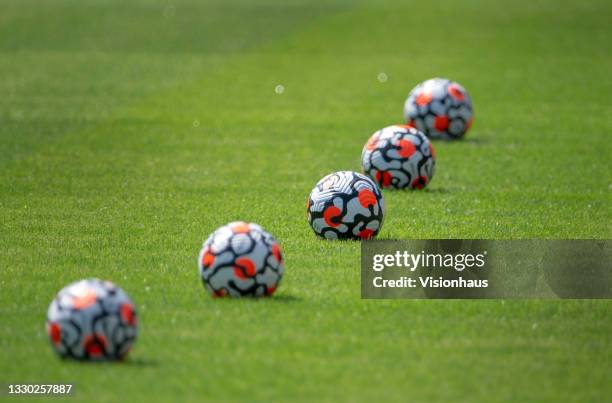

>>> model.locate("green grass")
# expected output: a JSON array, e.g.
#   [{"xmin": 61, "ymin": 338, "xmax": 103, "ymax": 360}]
[{"xmin": 1, "ymin": 0, "xmax": 611, "ymax": 401}]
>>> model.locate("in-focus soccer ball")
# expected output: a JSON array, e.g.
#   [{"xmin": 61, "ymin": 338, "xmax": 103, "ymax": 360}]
[
  {"xmin": 362, "ymin": 125, "xmax": 435, "ymax": 190},
  {"xmin": 403, "ymin": 78, "xmax": 473, "ymax": 140},
  {"xmin": 46, "ymin": 279, "xmax": 137, "ymax": 361},
  {"xmin": 198, "ymin": 222, "xmax": 284, "ymax": 297},
  {"xmin": 307, "ymin": 171, "xmax": 384, "ymax": 240}
]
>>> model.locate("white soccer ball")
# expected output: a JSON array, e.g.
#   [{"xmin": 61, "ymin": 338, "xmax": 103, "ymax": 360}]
[
  {"xmin": 362, "ymin": 125, "xmax": 436, "ymax": 189},
  {"xmin": 198, "ymin": 222, "xmax": 284, "ymax": 297},
  {"xmin": 307, "ymin": 171, "xmax": 385, "ymax": 240},
  {"xmin": 403, "ymin": 77, "xmax": 473, "ymax": 140},
  {"xmin": 46, "ymin": 279, "xmax": 137, "ymax": 360}
]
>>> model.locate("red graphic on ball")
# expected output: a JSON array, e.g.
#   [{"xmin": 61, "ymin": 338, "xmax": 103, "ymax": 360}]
[
  {"xmin": 83, "ymin": 334, "xmax": 107, "ymax": 358},
  {"xmin": 47, "ymin": 322, "xmax": 62, "ymax": 345},
  {"xmin": 323, "ymin": 206, "xmax": 342, "ymax": 227},
  {"xmin": 397, "ymin": 139, "xmax": 416, "ymax": 158},
  {"xmin": 448, "ymin": 84, "xmax": 465, "ymax": 101},
  {"xmin": 358, "ymin": 189, "xmax": 377, "ymax": 208},
  {"xmin": 358, "ymin": 229, "xmax": 374, "ymax": 239},
  {"xmin": 234, "ymin": 257, "xmax": 257, "ymax": 279},
  {"xmin": 434, "ymin": 116, "xmax": 449, "ymax": 131},
  {"xmin": 416, "ymin": 91, "xmax": 432, "ymax": 106},
  {"xmin": 231, "ymin": 222, "xmax": 251, "ymax": 234},
  {"xmin": 272, "ymin": 243, "xmax": 282, "ymax": 262},
  {"xmin": 201, "ymin": 248, "xmax": 215, "ymax": 269},
  {"xmin": 120, "ymin": 303, "xmax": 136, "ymax": 326},
  {"xmin": 411, "ymin": 176, "xmax": 429, "ymax": 190},
  {"xmin": 375, "ymin": 171, "xmax": 392, "ymax": 187}
]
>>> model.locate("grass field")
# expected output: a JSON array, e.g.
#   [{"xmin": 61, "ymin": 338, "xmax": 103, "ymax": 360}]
[{"xmin": 1, "ymin": 0, "xmax": 611, "ymax": 401}]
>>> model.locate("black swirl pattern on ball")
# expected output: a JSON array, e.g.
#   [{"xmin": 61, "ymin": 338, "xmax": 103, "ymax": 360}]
[
  {"xmin": 46, "ymin": 279, "xmax": 137, "ymax": 361},
  {"xmin": 199, "ymin": 223, "xmax": 284, "ymax": 298},
  {"xmin": 404, "ymin": 78, "xmax": 473, "ymax": 140},
  {"xmin": 362, "ymin": 126, "xmax": 435, "ymax": 190},
  {"xmin": 307, "ymin": 171, "xmax": 384, "ymax": 240}
]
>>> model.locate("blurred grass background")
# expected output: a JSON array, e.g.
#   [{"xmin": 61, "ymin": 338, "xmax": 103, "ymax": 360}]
[{"xmin": 0, "ymin": 0, "xmax": 610, "ymax": 401}]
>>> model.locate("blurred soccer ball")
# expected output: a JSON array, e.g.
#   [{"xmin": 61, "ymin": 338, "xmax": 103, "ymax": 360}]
[
  {"xmin": 307, "ymin": 171, "xmax": 384, "ymax": 240},
  {"xmin": 362, "ymin": 125, "xmax": 435, "ymax": 190},
  {"xmin": 46, "ymin": 279, "xmax": 137, "ymax": 361},
  {"xmin": 199, "ymin": 222, "xmax": 284, "ymax": 297},
  {"xmin": 403, "ymin": 78, "xmax": 473, "ymax": 140}
]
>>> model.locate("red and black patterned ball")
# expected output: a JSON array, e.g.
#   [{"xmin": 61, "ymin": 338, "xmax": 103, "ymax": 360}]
[
  {"xmin": 362, "ymin": 125, "xmax": 436, "ymax": 190},
  {"xmin": 199, "ymin": 222, "xmax": 284, "ymax": 297},
  {"xmin": 307, "ymin": 171, "xmax": 385, "ymax": 240},
  {"xmin": 404, "ymin": 78, "xmax": 473, "ymax": 140},
  {"xmin": 46, "ymin": 279, "xmax": 137, "ymax": 361}
]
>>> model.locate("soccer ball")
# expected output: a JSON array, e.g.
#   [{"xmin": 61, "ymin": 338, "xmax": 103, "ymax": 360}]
[
  {"xmin": 46, "ymin": 279, "xmax": 137, "ymax": 361},
  {"xmin": 403, "ymin": 78, "xmax": 473, "ymax": 140},
  {"xmin": 307, "ymin": 171, "xmax": 384, "ymax": 240},
  {"xmin": 198, "ymin": 222, "xmax": 284, "ymax": 297},
  {"xmin": 362, "ymin": 125, "xmax": 435, "ymax": 190}
]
